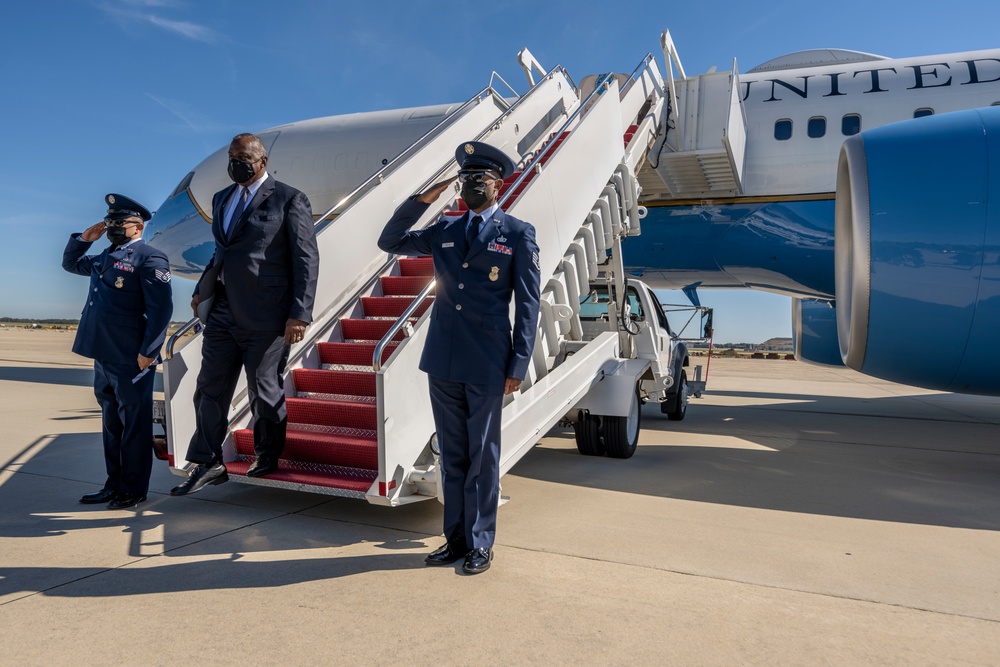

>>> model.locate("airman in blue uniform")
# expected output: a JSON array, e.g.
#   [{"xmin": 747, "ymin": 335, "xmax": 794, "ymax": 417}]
[
  {"xmin": 379, "ymin": 142, "xmax": 541, "ymax": 574},
  {"xmin": 62, "ymin": 194, "xmax": 173, "ymax": 509}
]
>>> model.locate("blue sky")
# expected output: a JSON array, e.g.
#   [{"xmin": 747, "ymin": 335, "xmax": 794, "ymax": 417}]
[{"xmin": 2, "ymin": 0, "xmax": 997, "ymax": 343}]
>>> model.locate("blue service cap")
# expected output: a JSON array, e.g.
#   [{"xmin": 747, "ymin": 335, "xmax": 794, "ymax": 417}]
[
  {"xmin": 455, "ymin": 142, "xmax": 516, "ymax": 179},
  {"xmin": 105, "ymin": 193, "xmax": 151, "ymax": 222}
]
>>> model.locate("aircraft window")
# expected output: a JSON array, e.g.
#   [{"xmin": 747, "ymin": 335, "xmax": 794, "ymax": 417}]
[
  {"xmin": 169, "ymin": 171, "xmax": 194, "ymax": 199},
  {"xmin": 842, "ymin": 114, "xmax": 861, "ymax": 136},
  {"xmin": 774, "ymin": 119, "xmax": 792, "ymax": 141},
  {"xmin": 807, "ymin": 117, "xmax": 826, "ymax": 138},
  {"xmin": 914, "ymin": 108, "xmax": 934, "ymax": 118}
]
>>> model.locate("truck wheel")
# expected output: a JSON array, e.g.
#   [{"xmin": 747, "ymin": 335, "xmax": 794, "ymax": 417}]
[
  {"xmin": 665, "ymin": 371, "xmax": 688, "ymax": 421},
  {"xmin": 604, "ymin": 386, "xmax": 641, "ymax": 459},
  {"xmin": 574, "ymin": 413, "xmax": 605, "ymax": 456}
]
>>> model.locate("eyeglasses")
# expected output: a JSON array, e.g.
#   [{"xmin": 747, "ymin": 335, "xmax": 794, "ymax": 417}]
[{"xmin": 458, "ymin": 171, "xmax": 499, "ymax": 184}]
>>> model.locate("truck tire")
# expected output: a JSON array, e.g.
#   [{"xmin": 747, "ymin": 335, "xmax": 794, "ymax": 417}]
[
  {"xmin": 663, "ymin": 370, "xmax": 688, "ymax": 421},
  {"xmin": 574, "ymin": 413, "xmax": 605, "ymax": 456},
  {"xmin": 604, "ymin": 385, "xmax": 641, "ymax": 459}
]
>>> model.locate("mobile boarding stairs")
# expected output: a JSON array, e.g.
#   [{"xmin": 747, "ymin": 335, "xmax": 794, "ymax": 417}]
[{"xmin": 161, "ymin": 50, "xmax": 681, "ymax": 505}]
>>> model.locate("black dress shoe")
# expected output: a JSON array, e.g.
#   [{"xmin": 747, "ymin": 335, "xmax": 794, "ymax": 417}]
[
  {"xmin": 425, "ymin": 542, "xmax": 468, "ymax": 566},
  {"xmin": 80, "ymin": 489, "xmax": 118, "ymax": 504},
  {"xmin": 246, "ymin": 457, "xmax": 279, "ymax": 478},
  {"xmin": 169, "ymin": 462, "xmax": 228, "ymax": 496},
  {"xmin": 108, "ymin": 494, "xmax": 146, "ymax": 509},
  {"xmin": 462, "ymin": 547, "xmax": 493, "ymax": 574}
]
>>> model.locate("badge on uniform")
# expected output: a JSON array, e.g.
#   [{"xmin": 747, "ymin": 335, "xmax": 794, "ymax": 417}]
[
  {"xmin": 487, "ymin": 241, "xmax": 513, "ymax": 255},
  {"xmin": 155, "ymin": 269, "xmax": 171, "ymax": 283},
  {"xmin": 115, "ymin": 276, "xmax": 124, "ymax": 288},
  {"xmin": 489, "ymin": 266, "xmax": 499, "ymax": 282},
  {"xmin": 113, "ymin": 260, "xmax": 135, "ymax": 273},
  {"xmin": 442, "ymin": 242, "xmax": 455, "ymax": 248},
  {"xmin": 532, "ymin": 251, "xmax": 540, "ymax": 271}
]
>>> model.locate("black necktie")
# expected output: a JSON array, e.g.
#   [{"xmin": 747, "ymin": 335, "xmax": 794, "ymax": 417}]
[
  {"xmin": 465, "ymin": 215, "xmax": 483, "ymax": 253},
  {"xmin": 227, "ymin": 188, "xmax": 248, "ymax": 239}
]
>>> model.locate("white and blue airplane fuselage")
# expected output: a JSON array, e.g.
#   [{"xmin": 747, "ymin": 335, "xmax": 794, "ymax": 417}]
[{"xmin": 144, "ymin": 42, "xmax": 1000, "ymax": 394}]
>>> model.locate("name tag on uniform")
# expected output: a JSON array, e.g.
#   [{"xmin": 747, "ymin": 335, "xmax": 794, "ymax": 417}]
[
  {"xmin": 442, "ymin": 242, "xmax": 455, "ymax": 248},
  {"xmin": 487, "ymin": 241, "xmax": 513, "ymax": 255}
]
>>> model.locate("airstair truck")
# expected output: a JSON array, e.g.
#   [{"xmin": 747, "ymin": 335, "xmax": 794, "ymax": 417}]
[{"xmin": 158, "ymin": 50, "xmax": 710, "ymax": 504}]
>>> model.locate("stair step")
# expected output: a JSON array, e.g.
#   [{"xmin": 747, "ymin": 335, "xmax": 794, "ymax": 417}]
[
  {"xmin": 341, "ymin": 318, "xmax": 408, "ymax": 342},
  {"xmin": 234, "ymin": 428, "xmax": 378, "ymax": 469},
  {"xmin": 286, "ymin": 396, "xmax": 377, "ymax": 430},
  {"xmin": 318, "ymin": 341, "xmax": 398, "ymax": 367},
  {"xmin": 361, "ymin": 296, "xmax": 433, "ymax": 318},
  {"xmin": 380, "ymin": 275, "xmax": 432, "ymax": 296},
  {"xmin": 539, "ymin": 134, "xmax": 569, "ymax": 164},
  {"xmin": 624, "ymin": 123, "xmax": 638, "ymax": 147},
  {"xmin": 398, "ymin": 256, "xmax": 435, "ymax": 276},
  {"xmin": 226, "ymin": 460, "xmax": 377, "ymax": 494},
  {"xmin": 293, "ymin": 368, "xmax": 375, "ymax": 397}
]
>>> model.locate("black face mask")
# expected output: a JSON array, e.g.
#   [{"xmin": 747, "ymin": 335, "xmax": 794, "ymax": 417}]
[
  {"xmin": 228, "ymin": 158, "xmax": 257, "ymax": 184},
  {"xmin": 106, "ymin": 226, "xmax": 131, "ymax": 245},
  {"xmin": 461, "ymin": 181, "xmax": 490, "ymax": 210}
]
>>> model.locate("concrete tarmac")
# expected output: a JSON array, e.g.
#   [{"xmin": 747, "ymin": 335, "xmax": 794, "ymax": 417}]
[{"xmin": 1, "ymin": 328, "xmax": 999, "ymax": 665}]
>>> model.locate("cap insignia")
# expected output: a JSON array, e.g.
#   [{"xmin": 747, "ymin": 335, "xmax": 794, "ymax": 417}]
[
  {"xmin": 465, "ymin": 143, "xmax": 475, "ymax": 154},
  {"xmin": 107, "ymin": 195, "xmax": 116, "ymax": 204}
]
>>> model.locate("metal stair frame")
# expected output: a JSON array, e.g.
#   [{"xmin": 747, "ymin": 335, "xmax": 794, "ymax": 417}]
[{"xmin": 373, "ymin": 55, "xmax": 665, "ymax": 500}]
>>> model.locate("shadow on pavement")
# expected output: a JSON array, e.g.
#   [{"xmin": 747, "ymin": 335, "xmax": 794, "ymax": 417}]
[{"xmin": 515, "ymin": 394, "xmax": 1000, "ymax": 531}]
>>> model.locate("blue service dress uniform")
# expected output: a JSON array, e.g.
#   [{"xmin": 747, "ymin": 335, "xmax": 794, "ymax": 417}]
[
  {"xmin": 62, "ymin": 237, "xmax": 173, "ymax": 498},
  {"xmin": 378, "ymin": 197, "xmax": 541, "ymax": 550}
]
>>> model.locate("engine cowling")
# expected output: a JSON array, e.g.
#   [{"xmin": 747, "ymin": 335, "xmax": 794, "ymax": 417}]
[
  {"xmin": 836, "ymin": 106, "xmax": 1000, "ymax": 393},
  {"xmin": 792, "ymin": 298, "xmax": 843, "ymax": 366}
]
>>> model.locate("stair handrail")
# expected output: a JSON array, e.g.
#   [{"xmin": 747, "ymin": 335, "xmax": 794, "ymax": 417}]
[
  {"xmin": 488, "ymin": 70, "xmax": 520, "ymax": 100},
  {"xmin": 372, "ymin": 278, "xmax": 437, "ymax": 371},
  {"xmin": 313, "ymin": 85, "xmax": 513, "ymax": 235},
  {"xmin": 618, "ymin": 53, "xmax": 656, "ymax": 99},
  {"xmin": 498, "ymin": 53, "xmax": 659, "ymax": 213},
  {"xmin": 497, "ymin": 67, "xmax": 616, "ymax": 210},
  {"xmin": 165, "ymin": 318, "xmax": 202, "ymax": 360},
  {"xmin": 407, "ymin": 64, "xmax": 578, "ymax": 200}
]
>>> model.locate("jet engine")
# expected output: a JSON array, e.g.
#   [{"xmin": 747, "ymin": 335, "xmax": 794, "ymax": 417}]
[
  {"xmin": 792, "ymin": 298, "xmax": 842, "ymax": 366},
  {"xmin": 835, "ymin": 106, "xmax": 1000, "ymax": 393}
]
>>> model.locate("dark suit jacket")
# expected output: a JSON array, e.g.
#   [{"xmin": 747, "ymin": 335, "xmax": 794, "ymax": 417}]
[
  {"xmin": 195, "ymin": 175, "xmax": 320, "ymax": 331},
  {"xmin": 62, "ymin": 237, "xmax": 173, "ymax": 365},
  {"xmin": 379, "ymin": 197, "xmax": 541, "ymax": 391}
]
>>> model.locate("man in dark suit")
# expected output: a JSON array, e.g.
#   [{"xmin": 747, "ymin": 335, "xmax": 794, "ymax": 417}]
[
  {"xmin": 170, "ymin": 133, "xmax": 320, "ymax": 496},
  {"xmin": 63, "ymin": 194, "xmax": 173, "ymax": 509},
  {"xmin": 378, "ymin": 142, "xmax": 541, "ymax": 574}
]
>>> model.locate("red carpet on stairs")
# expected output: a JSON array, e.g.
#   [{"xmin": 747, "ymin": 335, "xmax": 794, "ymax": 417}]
[{"xmin": 229, "ymin": 255, "xmax": 434, "ymax": 495}]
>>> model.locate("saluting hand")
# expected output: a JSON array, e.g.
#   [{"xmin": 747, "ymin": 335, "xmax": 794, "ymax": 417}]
[
  {"xmin": 81, "ymin": 221, "xmax": 107, "ymax": 242},
  {"xmin": 284, "ymin": 318, "xmax": 308, "ymax": 345},
  {"xmin": 416, "ymin": 176, "xmax": 458, "ymax": 204}
]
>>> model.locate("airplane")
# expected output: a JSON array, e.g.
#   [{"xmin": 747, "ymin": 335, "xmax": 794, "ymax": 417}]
[{"xmin": 144, "ymin": 33, "xmax": 1000, "ymax": 396}]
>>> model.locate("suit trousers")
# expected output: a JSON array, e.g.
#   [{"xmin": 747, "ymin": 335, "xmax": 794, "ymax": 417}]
[
  {"xmin": 186, "ymin": 294, "xmax": 290, "ymax": 464},
  {"xmin": 93, "ymin": 359, "xmax": 155, "ymax": 496},
  {"xmin": 428, "ymin": 375, "xmax": 504, "ymax": 550}
]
